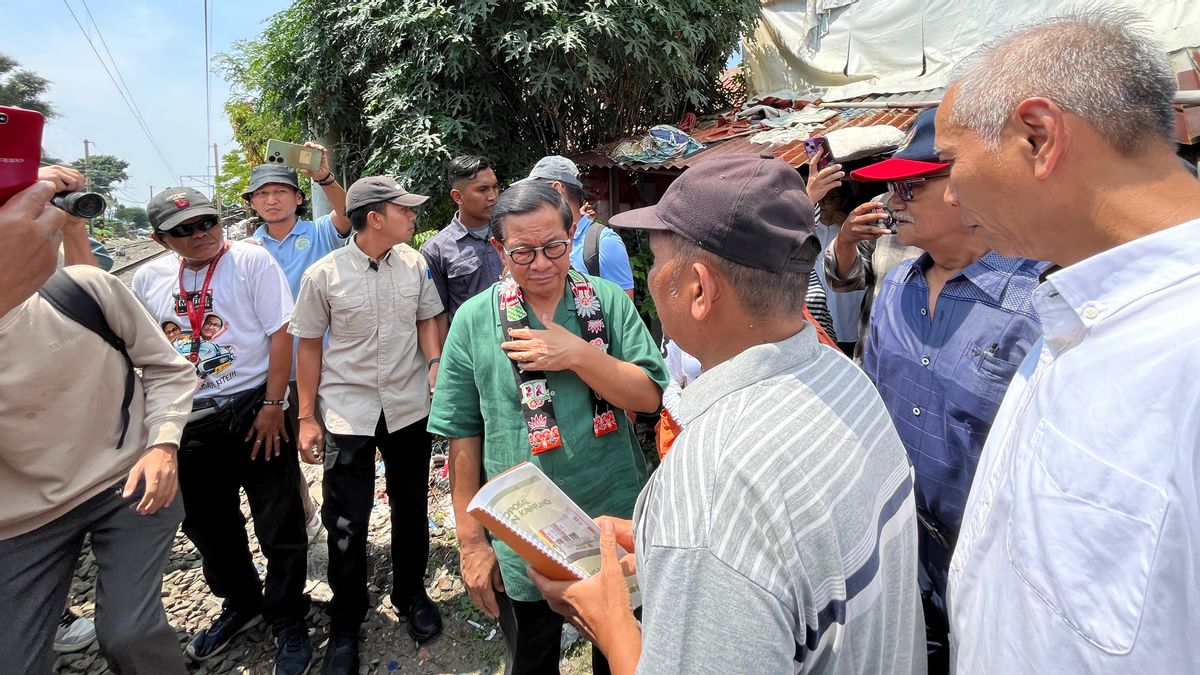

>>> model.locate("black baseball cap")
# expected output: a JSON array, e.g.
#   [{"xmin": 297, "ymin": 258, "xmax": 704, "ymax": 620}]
[
  {"xmin": 610, "ymin": 156, "xmax": 819, "ymax": 274},
  {"xmin": 147, "ymin": 187, "xmax": 219, "ymax": 232},
  {"xmin": 345, "ymin": 176, "xmax": 429, "ymax": 215},
  {"xmin": 242, "ymin": 164, "xmax": 301, "ymax": 200}
]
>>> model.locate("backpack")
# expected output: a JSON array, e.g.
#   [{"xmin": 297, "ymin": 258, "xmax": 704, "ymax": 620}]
[
  {"xmin": 37, "ymin": 269, "xmax": 136, "ymax": 448},
  {"xmin": 583, "ymin": 220, "xmax": 605, "ymax": 277}
]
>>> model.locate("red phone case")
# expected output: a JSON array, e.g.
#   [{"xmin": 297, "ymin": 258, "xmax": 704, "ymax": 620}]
[{"xmin": 0, "ymin": 106, "xmax": 46, "ymax": 205}]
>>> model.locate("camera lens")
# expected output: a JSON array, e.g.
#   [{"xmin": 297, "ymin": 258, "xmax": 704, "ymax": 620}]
[
  {"xmin": 51, "ymin": 191, "xmax": 106, "ymax": 219},
  {"xmin": 0, "ymin": 113, "xmax": 8, "ymax": 124}
]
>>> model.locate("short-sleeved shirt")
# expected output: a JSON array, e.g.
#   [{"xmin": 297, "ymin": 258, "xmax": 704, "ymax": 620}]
[
  {"xmin": 428, "ymin": 274, "xmax": 669, "ymax": 601},
  {"xmin": 419, "ymin": 214, "xmax": 506, "ymax": 321},
  {"xmin": 132, "ymin": 241, "xmax": 293, "ymax": 399},
  {"xmin": 289, "ymin": 240, "xmax": 444, "ymax": 436},
  {"xmin": 252, "ymin": 214, "xmax": 349, "ymax": 299},
  {"xmin": 569, "ymin": 215, "xmax": 635, "ymax": 290}
]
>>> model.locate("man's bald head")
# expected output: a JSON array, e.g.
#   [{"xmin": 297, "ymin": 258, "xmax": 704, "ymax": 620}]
[{"xmin": 948, "ymin": 8, "xmax": 1176, "ymax": 156}]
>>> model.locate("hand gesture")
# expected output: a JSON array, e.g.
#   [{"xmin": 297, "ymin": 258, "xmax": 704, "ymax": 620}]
[
  {"xmin": 299, "ymin": 141, "xmax": 331, "ymax": 180},
  {"xmin": 806, "ymin": 149, "xmax": 845, "ymax": 204},
  {"xmin": 528, "ymin": 519, "xmax": 639, "ymax": 646},
  {"xmin": 298, "ymin": 416, "xmax": 324, "ymax": 465},
  {"xmin": 247, "ymin": 405, "xmax": 289, "ymax": 460},
  {"xmin": 501, "ymin": 313, "xmax": 586, "ymax": 372},
  {"xmin": 37, "ymin": 165, "xmax": 86, "ymax": 193},
  {"xmin": 121, "ymin": 444, "xmax": 179, "ymax": 515},
  {"xmin": 840, "ymin": 201, "xmax": 894, "ymax": 245},
  {"xmin": 460, "ymin": 541, "xmax": 506, "ymax": 619}
]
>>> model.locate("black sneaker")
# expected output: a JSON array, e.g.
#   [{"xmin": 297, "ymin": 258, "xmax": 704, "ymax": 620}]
[
  {"xmin": 185, "ymin": 607, "xmax": 262, "ymax": 662},
  {"xmin": 273, "ymin": 625, "xmax": 313, "ymax": 675},
  {"xmin": 321, "ymin": 633, "xmax": 359, "ymax": 675},
  {"xmin": 401, "ymin": 592, "xmax": 443, "ymax": 642}
]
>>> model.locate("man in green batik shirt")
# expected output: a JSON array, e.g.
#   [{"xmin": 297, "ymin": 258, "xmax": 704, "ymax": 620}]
[{"xmin": 429, "ymin": 182, "xmax": 666, "ymax": 674}]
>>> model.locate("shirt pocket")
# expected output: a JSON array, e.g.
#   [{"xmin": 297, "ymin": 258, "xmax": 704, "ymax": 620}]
[
  {"xmin": 447, "ymin": 254, "xmax": 482, "ymax": 298},
  {"xmin": 1005, "ymin": 419, "xmax": 1167, "ymax": 653},
  {"xmin": 328, "ymin": 294, "xmax": 374, "ymax": 339}
]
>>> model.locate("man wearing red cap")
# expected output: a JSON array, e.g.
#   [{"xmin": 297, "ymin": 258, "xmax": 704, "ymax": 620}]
[
  {"xmin": 849, "ymin": 106, "xmax": 1045, "ymax": 673},
  {"xmin": 531, "ymin": 156, "xmax": 925, "ymax": 674}
]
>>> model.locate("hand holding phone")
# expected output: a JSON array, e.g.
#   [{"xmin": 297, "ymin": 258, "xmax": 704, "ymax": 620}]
[
  {"xmin": 803, "ymin": 136, "xmax": 834, "ymax": 171},
  {"xmin": 264, "ymin": 139, "xmax": 323, "ymax": 172}
]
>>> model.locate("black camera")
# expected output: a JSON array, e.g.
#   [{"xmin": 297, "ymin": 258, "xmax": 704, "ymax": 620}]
[
  {"xmin": 52, "ymin": 191, "xmax": 106, "ymax": 219},
  {"xmin": 268, "ymin": 151, "xmax": 285, "ymax": 164}
]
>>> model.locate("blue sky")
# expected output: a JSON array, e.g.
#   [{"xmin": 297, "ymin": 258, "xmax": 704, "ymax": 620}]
[{"xmin": 0, "ymin": 0, "xmax": 291, "ymax": 206}]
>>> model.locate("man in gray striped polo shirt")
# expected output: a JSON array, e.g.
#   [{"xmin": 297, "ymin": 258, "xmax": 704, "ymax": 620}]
[{"xmin": 532, "ymin": 156, "xmax": 925, "ymax": 674}]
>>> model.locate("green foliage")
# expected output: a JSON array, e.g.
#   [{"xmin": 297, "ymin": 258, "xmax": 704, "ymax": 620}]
[
  {"xmin": 69, "ymin": 154, "xmax": 130, "ymax": 197},
  {"xmin": 114, "ymin": 205, "xmax": 148, "ymax": 229},
  {"xmin": 0, "ymin": 53, "xmax": 56, "ymax": 118},
  {"xmin": 227, "ymin": 0, "xmax": 757, "ymax": 220}
]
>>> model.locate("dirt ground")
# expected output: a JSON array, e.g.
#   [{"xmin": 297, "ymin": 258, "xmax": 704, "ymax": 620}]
[{"xmin": 53, "ymin": 442, "xmax": 593, "ymax": 674}]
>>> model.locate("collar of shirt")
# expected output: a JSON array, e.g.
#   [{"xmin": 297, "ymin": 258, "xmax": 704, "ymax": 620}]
[
  {"xmin": 449, "ymin": 212, "xmax": 491, "ymax": 241},
  {"xmin": 904, "ymin": 250, "xmax": 1028, "ymax": 303},
  {"xmin": 1036, "ymin": 217, "xmax": 1200, "ymax": 353},
  {"xmin": 678, "ymin": 327, "xmax": 822, "ymax": 427},
  {"xmin": 347, "ymin": 238, "xmax": 393, "ymax": 272},
  {"xmin": 254, "ymin": 218, "xmax": 314, "ymax": 244},
  {"xmin": 572, "ymin": 214, "xmax": 593, "ymax": 247}
]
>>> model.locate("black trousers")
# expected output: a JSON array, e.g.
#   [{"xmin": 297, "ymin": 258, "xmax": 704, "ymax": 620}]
[
  {"xmin": 177, "ymin": 400, "xmax": 310, "ymax": 634},
  {"xmin": 495, "ymin": 591, "xmax": 612, "ymax": 675},
  {"xmin": 322, "ymin": 414, "xmax": 433, "ymax": 634}
]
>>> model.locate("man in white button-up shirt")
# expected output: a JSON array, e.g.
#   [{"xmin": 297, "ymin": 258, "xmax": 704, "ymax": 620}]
[{"xmin": 934, "ymin": 9, "xmax": 1200, "ymax": 673}]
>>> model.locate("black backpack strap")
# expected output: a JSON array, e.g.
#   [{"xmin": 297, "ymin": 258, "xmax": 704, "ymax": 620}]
[
  {"xmin": 583, "ymin": 221, "xmax": 604, "ymax": 277},
  {"xmin": 37, "ymin": 269, "xmax": 135, "ymax": 448}
]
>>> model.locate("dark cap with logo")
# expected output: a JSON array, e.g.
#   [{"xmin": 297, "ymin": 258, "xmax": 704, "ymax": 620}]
[
  {"xmin": 241, "ymin": 164, "xmax": 302, "ymax": 200},
  {"xmin": 609, "ymin": 155, "xmax": 819, "ymax": 274},
  {"xmin": 345, "ymin": 176, "xmax": 430, "ymax": 215},
  {"xmin": 850, "ymin": 106, "xmax": 949, "ymax": 182},
  {"xmin": 148, "ymin": 187, "xmax": 219, "ymax": 232}
]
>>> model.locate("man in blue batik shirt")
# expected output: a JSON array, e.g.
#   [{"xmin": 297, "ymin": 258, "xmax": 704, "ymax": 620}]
[
  {"xmin": 245, "ymin": 142, "xmax": 352, "ymax": 543},
  {"xmin": 853, "ymin": 108, "xmax": 1045, "ymax": 675}
]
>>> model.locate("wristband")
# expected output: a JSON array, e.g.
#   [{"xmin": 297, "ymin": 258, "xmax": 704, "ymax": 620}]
[
  {"xmin": 262, "ymin": 399, "xmax": 286, "ymax": 406},
  {"xmin": 316, "ymin": 172, "xmax": 335, "ymax": 186},
  {"xmin": 428, "ymin": 357, "xmax": 441, "ymax": 368}
]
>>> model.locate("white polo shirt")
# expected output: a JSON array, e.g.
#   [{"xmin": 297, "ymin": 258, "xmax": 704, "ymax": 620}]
[{"xmin": 949, "ymin": 218, "xmax": 1200, "ymax": 672}]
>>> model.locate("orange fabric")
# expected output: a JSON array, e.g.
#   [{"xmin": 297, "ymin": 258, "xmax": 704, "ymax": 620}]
[
  {"xmin": 655, "ymin": 408, "xmax": 683, "ymax": 459},
  {"xmin": 804, "ymin": 306, "xmax": 840, "ymax": 348}
]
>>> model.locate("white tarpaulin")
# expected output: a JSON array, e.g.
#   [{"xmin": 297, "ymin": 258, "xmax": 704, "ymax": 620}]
[{"xmin": 744, "ymin": 0, "xmax": 1200, "ymax": 101}]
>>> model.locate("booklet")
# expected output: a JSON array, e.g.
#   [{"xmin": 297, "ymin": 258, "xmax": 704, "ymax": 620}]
[{"xmin": 468, "ymin": 462, "xmax": 636, "ymax": 587}]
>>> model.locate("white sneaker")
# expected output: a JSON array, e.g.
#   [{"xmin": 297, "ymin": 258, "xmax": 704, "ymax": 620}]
[
  {"xmin": 306, "ymin": 512, "xmax": 324, "ymax": 545},
  {"xmin": 54, "ymin": 610, "xmax": 97, "ymax": 653}
]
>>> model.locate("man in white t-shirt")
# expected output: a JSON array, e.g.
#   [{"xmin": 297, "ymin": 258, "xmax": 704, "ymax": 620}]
[{"xmin": 132, "ymin": 188, "xmax": 313, "ymax": 675}]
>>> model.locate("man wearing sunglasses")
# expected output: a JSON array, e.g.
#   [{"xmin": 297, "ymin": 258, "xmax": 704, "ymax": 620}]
[
  {"xmin": 428, "ymin": 182, "xmax": 667, "ymax": 674},
  {"xmin": 847, "ymin": 107, "xmax": 1045, "ymax": 674},
  {"xmin": 132, "ymin": 188, "xmax": 314, "ymax": 675}
]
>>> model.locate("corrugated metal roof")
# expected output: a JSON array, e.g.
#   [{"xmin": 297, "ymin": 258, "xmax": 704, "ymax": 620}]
[{"xmin": 574, "ymin": 97, "xmax": 926, "ymax": 172}]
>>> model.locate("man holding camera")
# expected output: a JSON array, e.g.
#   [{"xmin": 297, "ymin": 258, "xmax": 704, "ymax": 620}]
[
  {"xmin": 0, "ymin": 172, "xmax": 196, "ymax": 674},
  {"xmin": 132, "ymin": 188, "xmax": 314, "ymax": 674}
]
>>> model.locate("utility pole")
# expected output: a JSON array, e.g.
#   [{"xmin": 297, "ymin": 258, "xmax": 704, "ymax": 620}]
[
  {"xmin": 83, "ymin": 139, "xmax": 94, "ymax": 235},
  {"xmin": 212, "ymin": 143, "xmax": 221, "ymax": 218}
]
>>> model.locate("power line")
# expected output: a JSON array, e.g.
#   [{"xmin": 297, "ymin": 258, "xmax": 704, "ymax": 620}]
[
  {"xmin": 48, "ymin": 121, "xmax": 86, "ymax": 141},
  {"xmin": 62, "ymin": 0, "xmax": 180, "ymax": 183}
]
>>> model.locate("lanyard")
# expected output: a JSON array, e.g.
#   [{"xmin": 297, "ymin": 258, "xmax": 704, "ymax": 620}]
[{"xmin": 177, "ymin": 244, "xmax": 227, "ymax": 357}]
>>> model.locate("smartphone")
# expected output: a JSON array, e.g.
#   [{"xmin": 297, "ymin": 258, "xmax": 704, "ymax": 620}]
[
  {"xmin": 264, "ymin": 139, "xmax": 322, "ymax": 172},
  {"xmin": 877, "ymin": 207, "xmax": 898, "ymax": 233},
  {"xmin": 0, "ymin": 106, "xmax": 45, "ymax": 205},
  {"xmin": 802, "ymin": 136, "xmax": 834, "ymax": 171}
]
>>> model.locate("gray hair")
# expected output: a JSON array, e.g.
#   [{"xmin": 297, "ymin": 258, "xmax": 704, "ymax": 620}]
[
  {"xmin": 667, "ymin": 234, "xmax": 810, "ymax": 321},
  {"xmin": 948, "ymin": 8, "xmax": 1177, "ymax": 155},
  {"xmin": 488, "ymin": 182, "xmax": 573, "ymax": 243}
]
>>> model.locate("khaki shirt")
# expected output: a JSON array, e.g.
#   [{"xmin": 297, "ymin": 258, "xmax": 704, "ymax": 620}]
[{"xmin": 290, "ymin": 240, "xmax": 444, "ymax": 435}]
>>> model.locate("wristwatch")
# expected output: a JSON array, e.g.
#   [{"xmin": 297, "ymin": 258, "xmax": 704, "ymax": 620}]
[{"xmin": 262, "ymin": 399, "xmax": 287, "ymax": 406}]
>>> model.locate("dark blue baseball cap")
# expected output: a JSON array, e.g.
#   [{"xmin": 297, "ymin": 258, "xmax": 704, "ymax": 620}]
[{"xmin": 850, "ymin": 106, "xmax": 949, "ymax": 181}]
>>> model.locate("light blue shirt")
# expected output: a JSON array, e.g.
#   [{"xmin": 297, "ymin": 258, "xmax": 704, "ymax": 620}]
[
  {"xmin": 570, "ymin": 215, "xmax": 634, "ymax": 291},
  {"xmin": 251, "ymin": 214, "xmax": 348, "ymax": 299}
]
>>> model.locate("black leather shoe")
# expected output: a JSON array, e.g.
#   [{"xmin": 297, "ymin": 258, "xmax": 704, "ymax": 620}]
[
  {"xmin": 402, "ymin": 592, "xmax": 443, "ymax": 642},
  {"xmin": 321, "ymin": 633, "xmax": 359, "ymax": 675},
  {"xmin": 186, "ymin": 607, "xmax": 262, "ymax": 662}
]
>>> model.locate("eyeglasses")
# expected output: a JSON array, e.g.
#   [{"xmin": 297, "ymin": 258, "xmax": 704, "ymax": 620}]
[
  {"xmin": 164, "ymin": 216, "xmax": 220, "ymax": 238},
  {"xmin": 503, "ymin": 239, "xmax": 570, "ymax": 266},
  {"xmin": 888, "ymin": 174, "xmax": 949, "ymax": 202}
]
